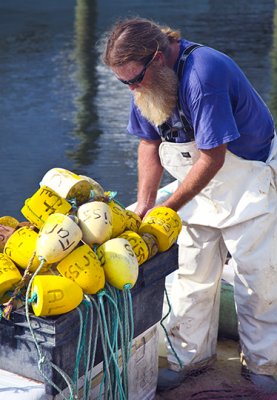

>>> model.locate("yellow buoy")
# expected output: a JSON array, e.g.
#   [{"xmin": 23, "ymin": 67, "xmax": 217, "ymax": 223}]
[
  {"xmin": 0, "ymin": 216, "xmax": 19, "ymax": 229},
  {"xmin": 125, "ymin": 210, "xmax": 142, "ymax": 232},
  {"xmin": 36, "ymin": 213, "xmax": 82, "ymax": 263},
  {"xmin": 79, "ymin": 175, "xmax": 105, "ymax": 199},
  {"xmin": 77, "ymin": 201, "xmax": 112, "ymax": 245},
  {"xmin": 119, "ymin": 230, "xmax": 148, "ymax": 266},
  {"xmin": 139, "ymin": 207, "xmax": 182, "ymax": 252},
  {"xmin": 0, "ymin": 224, "xmax": 15, "ymax": 252},
  {"xmin": 57, "ymin": 243, "xmax": 105, "ymax": 294},
  {"xmin": 4, "ymin": 227, "xmax": 46, "ymax": 272},
  {"xmin": 40, "ymin": 167, "xmax": 91, "ymax": 205},
  {"xmin": 0, "ymin": 254, "xmax": 22, "ymax": 299},
  {"xmin": 31, "ymin": 275, "xmax": 83, "ymax": 316},
  {"xmin": 108, "ymin": 200, "xmax": 127, "ymax": 238},
  {"xmin": 96, "ymin": 238, "xmax": 138, "ymax": 290},
  {"xmin": 140, "ymin": 233, "xmax": 159, "ymax": 260},
  {"xmin": 21, "ymin": 185, "xmax": 72, "ymax": 229}
]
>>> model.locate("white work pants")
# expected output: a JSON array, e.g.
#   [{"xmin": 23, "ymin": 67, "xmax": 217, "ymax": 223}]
[{"xmin": 159, "ymin": 137, "xmax": 277, "ymax": 375}]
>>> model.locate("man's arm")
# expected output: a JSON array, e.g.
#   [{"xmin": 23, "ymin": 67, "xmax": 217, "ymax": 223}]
[
  {"xmin": 162, "ymin": 143, "xmax": 227, "ymax": 211},
  {"xmin": 135, "ymin": 139, "xmax": 164, "ymax": 218}
]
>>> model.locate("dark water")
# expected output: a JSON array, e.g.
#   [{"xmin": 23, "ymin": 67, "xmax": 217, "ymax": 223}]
[{"xmin": 0, "ymin": 0, "xmax": 276, "ymax": 219}]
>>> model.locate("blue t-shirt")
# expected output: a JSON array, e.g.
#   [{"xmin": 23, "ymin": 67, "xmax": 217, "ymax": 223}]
[{"xmin": 127, "ymin": 39, "xmax": 275, "ymax": 162}]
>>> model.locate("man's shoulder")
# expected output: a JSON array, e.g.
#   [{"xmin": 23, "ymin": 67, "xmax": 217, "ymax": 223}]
[{"xmin": 181, "ymin": 43, "xmax": 239, "ymax": 93}]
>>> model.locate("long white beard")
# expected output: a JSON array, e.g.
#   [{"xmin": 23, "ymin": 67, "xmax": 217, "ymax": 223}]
[{"xmin": 134, "ymin": 65, "xmax": 178, "ymax": 126}]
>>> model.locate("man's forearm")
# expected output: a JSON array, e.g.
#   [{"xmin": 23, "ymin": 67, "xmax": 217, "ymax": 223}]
[{"xmin": 135, "ymin": 139, "xmax": 163, "ymax": 217}]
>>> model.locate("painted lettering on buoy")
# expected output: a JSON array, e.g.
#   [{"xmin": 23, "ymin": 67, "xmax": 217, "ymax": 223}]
[
  {"xmin": 56, "ymin": 244, "xmax": 105, "ymax": 294},
  {"xmin": 40, "ymin": 168, "xmax": 91, "ymax": 205},
  {"xmin": 36, "ymin": 214, "xmax": 82, "ymax": 263},
  {"xmin": 31, "ymin": 275, "xmax": 83, "ymax": 316},
  {"xmin": 43, "ymin": 224, "xmax": 76, "ymax": 252},
  {"xmin": 21, "ymin": 186, "xmax": 72, "ymax": 229},
  {"xmin": 119, "ymin": 230, "xmax": 149, "ymax": 265},
  {"xmin": 139, "ymin": 207, "xmax": 182, "ymax": 252},
  {"xmin": 4, "ymin": 227, "xmax": 43, "ymax": 271},
  {"xmin": 77, "ymin": 202, "xmax": 112, "ymax": 245}
]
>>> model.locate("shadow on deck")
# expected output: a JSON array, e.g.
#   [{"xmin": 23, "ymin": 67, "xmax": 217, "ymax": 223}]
[{"xmin": 155, "ymin": 339, "xmax": 277, "ymax": 400}]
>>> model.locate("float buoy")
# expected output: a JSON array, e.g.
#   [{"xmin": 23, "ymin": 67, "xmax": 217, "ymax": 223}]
[
  {"xmin": 108, "ymin": 200, "xmax": 127, "ymax": 238},
  {"xmin": 4, "ymin": 227, "xmax": 46, "ymax": 272},
  {"xmin": 119, "ymin": 230, "xmax": 148, "ymax": 266},
  {"xmin": 125, "ymin": 209, "xmax": 141, "ymax": 232},
  {"xmin": 140, "ymin": 232, "xmax": 159, "ymax": 259},
  {"xmin": 0, "ymin": 216, "xmax": 19, "ymax": 229},
  {"xmin": 0, "ymin": 254, "xmax": 22, "ymax": 299},
  {"xmin": 79, "ymin": 175, "xmax": 105, "ymax": 199},
  {"xmin": 40, "ymin": 167, "xmax": 91, "ymax": 205},
  {"xmin": 57, "ymin": 243, "xmax": 105, "ymax": 294},
  {"xmin": 21, "ymin": 185, "xmax": 72, "ymax": 229},
  {"xmin": 30, "ymin": 275, "xmax": 83, "ymax": 316},
  {"xmin": 96, "ymin": 238, "xmax": 138, "ymax": 290},
  {"xmin": 139, "ymin": 207, "xmax": 182, "ymax": 252},
  {"xmin": 77, "ymin": 201, "xmax": 112, "ymax": 245},
  {"xmin": 36, "ymin": 213, "xmax": 82, "ymax": 263}
]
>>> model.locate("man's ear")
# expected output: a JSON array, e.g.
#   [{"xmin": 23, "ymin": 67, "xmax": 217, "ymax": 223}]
[{"xmin": 154, "ymin": 51, "xmax": 165, "ymax": 66}]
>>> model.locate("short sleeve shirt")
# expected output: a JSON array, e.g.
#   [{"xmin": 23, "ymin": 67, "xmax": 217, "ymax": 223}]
[{"xmin": 127, "ymin": 40, "xmax": 275, "ymax": 162}]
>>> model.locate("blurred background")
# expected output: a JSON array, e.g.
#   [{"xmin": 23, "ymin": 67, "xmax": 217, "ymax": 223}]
[{"xmin": 0, "ymin": 0, "xmax": 276, "ymax": 219}]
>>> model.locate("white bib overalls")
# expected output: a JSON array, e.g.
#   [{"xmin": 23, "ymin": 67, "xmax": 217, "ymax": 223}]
[{"xmin": 159, "ymin": 137, "xmax": 277, "ymax": 375}]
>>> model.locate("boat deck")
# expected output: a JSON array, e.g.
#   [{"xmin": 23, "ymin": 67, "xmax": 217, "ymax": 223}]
[{"xmin": 156, "ymin": 338, "xmax": 277, "ymax": 400}]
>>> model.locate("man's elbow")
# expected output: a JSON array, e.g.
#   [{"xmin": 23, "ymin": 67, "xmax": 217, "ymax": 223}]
[{"xmin": 201, "ymin": 144, "xmax": 227, "ymax": 173}]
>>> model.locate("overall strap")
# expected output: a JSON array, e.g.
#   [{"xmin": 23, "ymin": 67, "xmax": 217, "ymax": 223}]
[
  {"xmin": 176, "ymin": 44, "xmax": 203, "ymax": 141},
  {"xmin": 158, "ymin": 43, "xmax": 203, "ymax": 142}
]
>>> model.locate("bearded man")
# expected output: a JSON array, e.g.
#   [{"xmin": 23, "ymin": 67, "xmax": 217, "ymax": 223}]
[{"xmin": 102, "ymin": 17, "xmax": 277, "ymax": 395}]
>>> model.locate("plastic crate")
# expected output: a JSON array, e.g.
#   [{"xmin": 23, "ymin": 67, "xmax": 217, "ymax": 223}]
[{"xmin": 0, "ymin": 244, "xmax": 178, "ymax": 395}]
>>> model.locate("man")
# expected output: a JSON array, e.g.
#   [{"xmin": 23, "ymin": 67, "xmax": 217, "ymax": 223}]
[{"xmin": 102, "ymin": 17, "xmax": 277, "ymax": 394}]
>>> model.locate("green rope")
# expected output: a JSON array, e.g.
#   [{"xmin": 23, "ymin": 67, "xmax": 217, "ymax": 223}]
[
  {"xmin": 107, "ymin": 284, "xmax": 125, "ymax": 398},
  {"xmin": 160, "ymin": 287, "xmax": 184, "ymax": 369},
  {"xmin": 98, "ymin": 291, "xmax": 126, "ymax": 400},
  {"xmin": 70, "ymin": 307, "xmax": 85, "ymax": 394},
  {"xmin": 83, "ymin": 295, "xmax": 98, "ymax": 400},
  {"xmin": 89, "ymin": 291, "xmax": 112, "ymax": 399},
  {"xmin": 122, "ymin": 284, "xmax": 135, "ymax": 398},
  {"xmin": 67, "ymin": 198, "xmax": 77, "ymax": 213},
  {"xmin": 124, "ymin": 284, "xmax": 134, "ymax": 360},
  {"xmin": 104, "ymin": 288, "xmax": 118, "ymax": 398},
  {"xmin": 104, "ymin": 283, "xmax": 134, "ymax": 399}
]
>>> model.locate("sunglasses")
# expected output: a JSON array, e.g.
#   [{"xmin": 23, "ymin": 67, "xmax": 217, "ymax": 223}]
[{"xmin": 117, "ymin": 49, "xmax": 158, "ymax": 86}]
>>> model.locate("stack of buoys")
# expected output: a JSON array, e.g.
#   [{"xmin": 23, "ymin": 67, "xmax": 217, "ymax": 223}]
[{"xmin": 0, "ymin": 167, "xmax": 182, "ymax": 318}]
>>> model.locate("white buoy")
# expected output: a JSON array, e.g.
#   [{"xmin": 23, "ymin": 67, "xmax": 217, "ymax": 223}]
[
  {"xmin": 36, "ymin": 213, "xmax": 82, "ymax": 263},
  {"xmin": 40, "ymin": 167, "xmax": 91, "ymax": 205},
  {"xmin": 77, "ymin": 201, "xmax": 112, "ymax": 245}
]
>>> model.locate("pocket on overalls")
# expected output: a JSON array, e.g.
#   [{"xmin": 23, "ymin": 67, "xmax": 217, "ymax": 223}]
[{"xmin": 159, "ymin": 142, "xmax": 199, "ymax": 181}]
